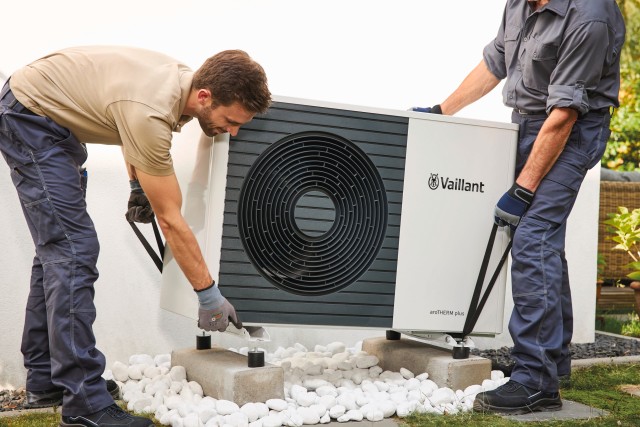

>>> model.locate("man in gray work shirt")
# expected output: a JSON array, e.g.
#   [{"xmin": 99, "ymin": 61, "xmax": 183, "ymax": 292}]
[{"xmin": 412, "ymin": 0, "xmax": 625, "ymax": 414}]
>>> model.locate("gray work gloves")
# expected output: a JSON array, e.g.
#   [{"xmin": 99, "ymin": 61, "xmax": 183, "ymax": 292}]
[
  {"xmin": 125, "ymin": 179, "xmax": 155, "ymax": 223},
  {"xmin": 196, "ymin": 282, "xmax": 242, "ymax": 332},
  {"xmin": 494, "ymin": 183, "xmax": 535, "ymax": 231}
]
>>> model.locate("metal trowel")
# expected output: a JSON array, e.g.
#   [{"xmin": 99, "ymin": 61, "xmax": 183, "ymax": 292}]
[{"xmin": 224, "ymin": 323, "xmax": 270, "ymax": 342}]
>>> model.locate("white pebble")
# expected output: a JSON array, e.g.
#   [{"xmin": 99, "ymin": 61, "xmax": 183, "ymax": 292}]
[
  {"xmin": 400, "ymin": 367, "xmax": 414, "ymax": 379},
  {"xmin": 368, "ymin": 366, "xmax": 383, "ymax": 378},
  {"xmin": 405, "ymin": 378, "xmax": 420, "ymax": 391},
  {"xmin": 188, "ymin": 381, "xmax": 204, "ymax": 396},
  {"xmin": 354, "ymin": 355, "xmax": 378, "ymax": 369},
  {"xmin": 225, "ymin": 412, "xmax": 249, "ymax": 427},
  {"xmin": 303, "ymin": 378, "xmax": 329, "ymax": 390},
  {"xmin": 429, "ymin": 387, "xmax": 456, "ymax": 406},
  {"xmin": 297, "ymin": 406, "xmax": 320, "ymax": 424},
  {"xmin": 344, "ymin": 409, "xmax": 363, "ymax": 421},
  {"xmin": 378, "ymin": 400, "xmax": 396, "ymax": 418},
  {"xmin": 295, "ymin": 391, "xmax": 316, "ymax": 407},
  {"xmin": 216, "ymin": 400, "xmax": 240, "ymax": 415},
  {"xmin": 170, "ymin": 366, "xmax": 187, "ymax": 382},
  {"xmin": 320, "ymin": 411, "xmax": 330, "ymax": 424},
  {"xmin": 491, "ymin": 370, "xmax": 505, "ymax": 381},
  {"xmin": 240, "ymin": 402, "xmax": 260, "ymax": 422},
  {"xmin": 365, "ymin": 408, "xmax": 384, "ymax": 421},
  {"xmin": 183, "ymin": 412, "xmax": 200, "ymax": 427},
  {"xmin": 143, "ymin": 366, "xmax": 160, "ymax": 379},
  {"xmin": 326, "ymin": 342, "xmax": 346, "ymax": 354},
  {"xmin": 416, "ymin": 372, "xmax": 429, "ymax": 381},
  {"xmin": 261, "ymin": 413, "xmax": 282, "ymax": 427},
  {"xmin": 315, "ymin": 385, "xmax": 337, "ymax": 397},
  {"xmin": 482, "ymin": 379, "xmax": 498, "ymax": 391},
  {"xmin": 197, "ymin": 406, "xmax": 217, "ymax": 424},
  {"xmin": 266, "ymin": 398, "xmax": 288, "ymax": 412},
  {"xmin": 329, "ymin": 405, "xmax": 345, "ymax": 419},
  {"xmin": 154, "ymin": 354, "xmax": 171, "ymax": 367},
  {"xmin": 112, "ymin": 361, "xmax": 129, "ymax": 382}
]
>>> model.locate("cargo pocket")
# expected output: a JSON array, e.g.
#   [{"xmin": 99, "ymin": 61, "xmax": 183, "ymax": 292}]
[
  {"xmin": 11, "ymin": 167, "xmax": 67, "ymax": 246},
  {"xmin": 512, "ymin": 290, "xmax": 547, "ymax": 323}
]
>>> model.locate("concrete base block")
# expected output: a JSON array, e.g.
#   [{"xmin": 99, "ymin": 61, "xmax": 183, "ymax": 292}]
[
  {"xmin": 172, "ymin": 347, "xmax": 284, "ymax": 406},
  {"xmin": 362, "ymin": 337, "xmax": 490, "ymax": 391}
]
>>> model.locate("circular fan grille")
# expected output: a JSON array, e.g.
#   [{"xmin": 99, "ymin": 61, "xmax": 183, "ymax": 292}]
[{"xmin": 237, "ymin": 132, "xmax": 388, "ymax": 296}]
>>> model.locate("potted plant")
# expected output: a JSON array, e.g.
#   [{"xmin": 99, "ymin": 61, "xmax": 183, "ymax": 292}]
[{"xmin": 603, "ymin": 207, "xmax": 640, "ymax": 315}]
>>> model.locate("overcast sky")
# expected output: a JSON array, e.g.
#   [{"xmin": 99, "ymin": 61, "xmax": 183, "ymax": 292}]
[{"xmin": 2, "ymin": 1, "xmax": 509, "ymax": 122}]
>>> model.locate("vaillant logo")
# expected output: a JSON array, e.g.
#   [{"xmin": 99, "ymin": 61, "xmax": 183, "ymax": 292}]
[{"xmin": 428, "ymin": 173, "xmax": 485, "ymax": 193}]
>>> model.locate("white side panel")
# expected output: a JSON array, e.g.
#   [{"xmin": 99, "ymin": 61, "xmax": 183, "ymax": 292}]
[
  {"xmin": 160, "ymin": 122, "xmax": 229, "ymax": 319},
  {"xmin": 393, "ymin": 117, "xmax": 517, "ymax": 334}
]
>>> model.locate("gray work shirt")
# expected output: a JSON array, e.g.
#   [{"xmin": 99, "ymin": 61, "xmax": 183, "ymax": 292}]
[{"xmin": 483, "ymin": 0, "xmax": 625, "ymax": 114}]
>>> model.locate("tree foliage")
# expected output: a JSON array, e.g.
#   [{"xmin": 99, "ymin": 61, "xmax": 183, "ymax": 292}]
[{"xmin": 603, "ymin": 0, "xmax": 640, "ymax": 170}]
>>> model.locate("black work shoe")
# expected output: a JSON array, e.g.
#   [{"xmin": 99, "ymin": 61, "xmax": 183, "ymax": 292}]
[
  {"xmin": 473, "ymin": 380, "xmax": 562, "ymax": 414},
  {"xmin": 60, "ymin": 404, "xmax": 153, "ymax": 426},
  {"xmin": 25, "ymin": 380, "xmax": 120, "ymax": 409}
]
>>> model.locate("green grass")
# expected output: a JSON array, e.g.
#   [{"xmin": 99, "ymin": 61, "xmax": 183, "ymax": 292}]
[
  {"xmin": 596, "ymin": 311, "xmax": 640, "ymax": 337},
  {"xmin": 0, "ymin": 407, "xmax": 161, "ymax": 427},
  {"xmin": 403, "ymin": 364, "xmax": 640, "ymax": 427},
  {"xmin": 2, "ymin": 364, "xmax": 640, "ymax": 427}
]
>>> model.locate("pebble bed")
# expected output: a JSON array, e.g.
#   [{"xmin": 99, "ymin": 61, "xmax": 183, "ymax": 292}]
[
  {"xmin": 472, "ymin": 332, "xmax": 640, "ymax": 375},
  {"xmin": 1, "ymin": 332, "xmax": 639, "ymax": 425},
  {"xmin": 106, "ymin": 341, "xmax": 507, "ymax": 426}
]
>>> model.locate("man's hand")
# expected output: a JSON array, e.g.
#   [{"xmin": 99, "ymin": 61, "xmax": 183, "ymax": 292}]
[
  {"xmin": 494, "ymin": 183, "xmax": 535, "ymax": 231},
  {"xmin": 409, "ymin": 104, "xmax": 442, "ymax": 114},
  {"xmin": 196, "ymin": 283, "xmax": 242, "ymax": 332},
  {"xmin": 125, "ymin": 179, "xmax": 154, "ymax": 223}
]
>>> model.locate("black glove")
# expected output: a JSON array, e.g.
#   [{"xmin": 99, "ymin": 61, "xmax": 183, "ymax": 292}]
[
  {"xmin": 409, "ymin": 104, "xmax": 443, "ymax": 114},
  {"xmin": 125, "ymin": 179, "xmax": 154, "ymax": 223},
  {"xmin": 494, "ymin": 183, "xmax": 535, "ymax": 231},
  {"xmin": 196, "ymin": 282, "xmax": 242, "ymax": 332}
]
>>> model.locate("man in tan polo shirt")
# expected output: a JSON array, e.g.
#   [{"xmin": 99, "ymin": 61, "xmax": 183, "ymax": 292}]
[{"xmin": 0, "ymin": 46, "xmax": 271, "ymax": 426}]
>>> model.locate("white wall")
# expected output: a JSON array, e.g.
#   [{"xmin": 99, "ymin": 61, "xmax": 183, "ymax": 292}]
[{"xmin": 0, "ymin": 0, "xmax": 598, "ymax": 388}]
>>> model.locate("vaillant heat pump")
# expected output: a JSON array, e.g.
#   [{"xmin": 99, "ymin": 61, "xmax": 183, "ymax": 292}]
[{"xmin": 160, "ymin": 96, "xmax": 518, "ymax": 337}]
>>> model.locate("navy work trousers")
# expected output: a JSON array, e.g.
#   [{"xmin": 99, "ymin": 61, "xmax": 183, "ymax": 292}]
[
  {"xmin": 0, "ymin": 82, "xmax": 113, "ymax": 416},
  {"xmin": 509, "ymin": 110, "xmax": 610, "ymax": 393}
]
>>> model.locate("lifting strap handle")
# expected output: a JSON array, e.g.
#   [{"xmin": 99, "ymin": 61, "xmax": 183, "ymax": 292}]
[
  {"xmin": 128, "ymin": 219, "xmax": 165, "ymax": 272},
  {"xmin": 460, "ymin": 223, "xmax": 512, "ymax": 339}
]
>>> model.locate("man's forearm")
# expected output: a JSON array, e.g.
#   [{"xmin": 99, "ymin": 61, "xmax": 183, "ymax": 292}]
[
  {"xmin": 158, "ymin": 213, "xmax": 212, "ymax": 290},
  {"xmin": 516, "ymin": 107, "xmax": 578, "ymax": 192},
  {"xmin": 440, "ymin": 60, "xmax": 501, "ymax": 115}
]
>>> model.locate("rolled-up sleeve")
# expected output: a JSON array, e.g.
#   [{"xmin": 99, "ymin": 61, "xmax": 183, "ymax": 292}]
[
  {"xmin": 483, "ymin": 9, "xmax": 508, "ymax": 80},
  {"xmin": 547, "ymin": 21, "xmax": 611, "ymax": 114}
]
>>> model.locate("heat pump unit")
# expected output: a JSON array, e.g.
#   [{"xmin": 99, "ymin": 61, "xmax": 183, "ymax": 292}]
[{"xmin": 160, "ymin": 96, "xmax": 517, "ymax": 337}]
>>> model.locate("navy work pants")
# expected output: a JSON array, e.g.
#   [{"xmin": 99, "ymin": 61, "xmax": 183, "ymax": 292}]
[
  {"xmin": 0, "ymin": 82, "xmax": 113, "ymax": 416},
  {"xmin": 509, "ymin": 110, "xmax": 610, "ymax": 393}
]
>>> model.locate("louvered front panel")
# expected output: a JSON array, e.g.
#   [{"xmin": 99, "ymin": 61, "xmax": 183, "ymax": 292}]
[{"xmin": 218, "ymin": 102, "xmax": 409, "ymax": 327}]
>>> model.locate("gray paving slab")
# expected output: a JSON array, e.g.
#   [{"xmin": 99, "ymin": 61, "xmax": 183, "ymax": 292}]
[
  {"xmin": 502, "ymin": 399, "xmax": 608, "ymax": 422},
  {"xmin": 325, "ymin": 420, "xmax": 400, "ymax": 426},
  {"xmin": 0, "ymin": 401, "xmax": 608, "ymax": 424}
]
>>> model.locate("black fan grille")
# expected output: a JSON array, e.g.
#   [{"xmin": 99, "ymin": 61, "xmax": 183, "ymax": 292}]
[{"xmin": 237, "ymin": 131, "xmax": 388, "ymax": 295}]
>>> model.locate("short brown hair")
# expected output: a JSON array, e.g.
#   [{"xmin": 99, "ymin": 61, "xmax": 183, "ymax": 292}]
[{"xmin": 193, "ymin": 50, "xmax": 271, "ymax": 114}]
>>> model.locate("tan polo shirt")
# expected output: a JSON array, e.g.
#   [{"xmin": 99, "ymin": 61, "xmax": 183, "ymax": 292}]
[{"xmin": 10, "ymin": 45, "xmax": 194, "ymax": 176}]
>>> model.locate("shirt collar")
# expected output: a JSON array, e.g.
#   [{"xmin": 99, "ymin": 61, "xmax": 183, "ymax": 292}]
[{"xmin": 537, "ymin": 0, "xmax": 570, "ymax": 17}]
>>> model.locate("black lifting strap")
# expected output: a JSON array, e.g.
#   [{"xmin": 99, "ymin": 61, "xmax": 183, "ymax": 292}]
[
  {"xmin": 128, "ymin": 219, "xmax": 165, "ymax": 272},
  {"xmin": 460, "ymin": 223, "xmax": 513, "ymax": 339}
]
